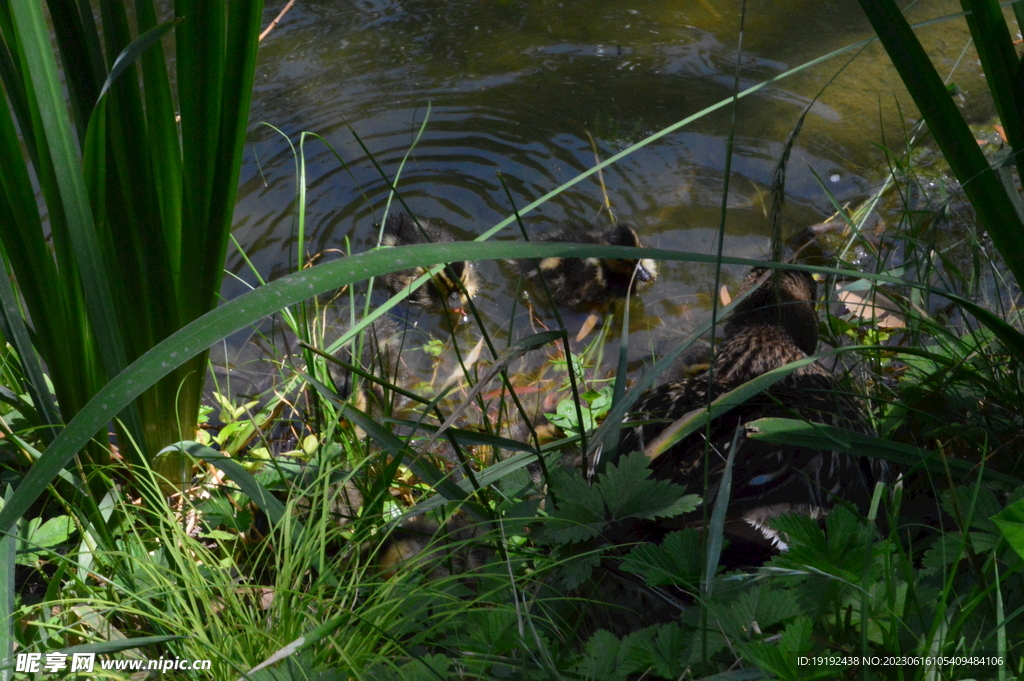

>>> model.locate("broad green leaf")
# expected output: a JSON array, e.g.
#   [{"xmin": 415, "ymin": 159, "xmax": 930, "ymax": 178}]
[
  {"xmin": 575, "ymin": 629, "xmax": 626, "ymax": 681},
  {"xmin": 22, "ymin": 515, "xmax": 74, "ymax": 552}
]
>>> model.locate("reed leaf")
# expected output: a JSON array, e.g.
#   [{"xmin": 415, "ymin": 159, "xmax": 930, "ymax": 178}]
[
  {"xmin": 959, "ymin": 0, "xmax": 1024, "ymax": 180},
  {"xmin": 0, "ymin": 241, "xmax": 826, "ymax": 533},
  {"xmin": 856, "ymin": 0, "xmax": 1024, "ymax": 284},
  {"xmin": 0, "ymin": 1, "xmax": 263, "ymax": 466},
  {"xmin": 0, "ymin": 235, "xmax": 973, "ymax": 533}
]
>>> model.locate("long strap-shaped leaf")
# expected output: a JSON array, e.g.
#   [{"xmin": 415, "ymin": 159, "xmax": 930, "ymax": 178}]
[
  {"xmin": 959, "ymin": 0, "xmax": 1024, "ymax": 181},
  {"xmin": 746, "ymin": 417, "xmax": 1020, "ymax": 488},
  {"xmin": 10, "ymin": 1, "xmax": 128, "ymax": 382},
  {"xmin": 10, "ymin": 0, "xmax": 144, "ymax": 451},
  {"xmin": 0, "ymin": 242, "xmax": 926, "ymax": 533},
  {"xmin": 0, "ymin": 243, "xmax": 811, "ymax": 533},
  {"xmin": 857, "ymin": 0, "xmax": 1024, "ymax": 285}
]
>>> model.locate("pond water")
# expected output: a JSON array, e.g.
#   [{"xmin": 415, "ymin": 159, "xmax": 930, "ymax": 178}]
[{"xmin": 216, "ymin": 0, "xmax": 994, "ymax": 410}]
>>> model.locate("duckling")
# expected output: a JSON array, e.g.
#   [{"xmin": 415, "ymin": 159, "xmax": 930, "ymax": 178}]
[
  {"xmin": 509, "ymin": 223, "xmax": 658, "ymax": 308},
  {"xmin": 664, "ymin": 338, "xmax": 714, "ymax": 381},
  {"xmin": 379, "ymin": 212, "xmax": 479, "ymax": 312},
  {"xmin": 616, "ymin": 267, "xmax": 889, "ymax": 550}
]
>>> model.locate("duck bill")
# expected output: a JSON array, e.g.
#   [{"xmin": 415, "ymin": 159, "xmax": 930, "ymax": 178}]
[
  {"xmin": 635, "ymin": 262, "xmax": 655, "ymax": 283},
  {"xmin": 446, "ymin": 292, "xmax": 471, "ymax": 322}
]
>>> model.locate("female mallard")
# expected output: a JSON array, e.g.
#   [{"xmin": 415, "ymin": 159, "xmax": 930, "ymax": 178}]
[
  {"xmin": 617, "ymin": 267, "xmax": 888, "ymax": 549},
  {"xmin": 509, "ymin": 223, "xmax": 658, "ymax": 308},
  {"xmin": 380, "ymin": 212, "xmax": 479, "ymax": 312}
]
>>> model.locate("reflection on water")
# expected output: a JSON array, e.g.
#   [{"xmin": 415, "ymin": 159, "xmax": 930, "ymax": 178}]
[{"xmin": 219, "ymin": 0, "xmax": 992, "ymax": 403}]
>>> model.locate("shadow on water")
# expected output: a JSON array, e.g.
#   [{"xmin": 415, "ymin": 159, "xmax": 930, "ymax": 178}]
[{"xmin": 216, "ymin": 0, "xmax": 993, "ymax": 408}]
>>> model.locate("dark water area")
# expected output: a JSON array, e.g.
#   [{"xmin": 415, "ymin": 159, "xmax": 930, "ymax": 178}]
[{"xmin": 217, "ymin": 0, "xmax": 993, "ymax": 401}]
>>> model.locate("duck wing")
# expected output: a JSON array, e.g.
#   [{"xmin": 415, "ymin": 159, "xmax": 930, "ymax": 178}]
[{"xmin": 621, "ymin": 370, "xmax": 886, "ymax": 524}]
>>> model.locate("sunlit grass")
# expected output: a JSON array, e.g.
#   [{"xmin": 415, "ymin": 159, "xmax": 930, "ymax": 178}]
[{"xmin": 3, "ymin": 1, "xmax": 1024, "ymax": 678}]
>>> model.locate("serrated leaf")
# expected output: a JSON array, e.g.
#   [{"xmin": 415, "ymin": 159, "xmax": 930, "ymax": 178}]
[
  {"xmin": 943, "ymin": 485, "xmax": 1000, "ymax": 533},
  {"xmin": 771, "ymin": 506, "xmax": 872, "ymax": 578},
  {"xmin": 767, "ymin": 514, "xmax": 828, "ymax": 562},
  {"xmin": 620, "ymin": 529, "xmax": 703, "ymax": 586},
  {"xmin": 776, "ymin": 615, "xmax": 813, "ymax": 654},
  {"xmin": 560, "ymin": 551, "xmax": 603, "ymax": 590},
  {"xmin": 616, "ymin": 625, "xmax": 658, "ymax": 674},
  {"xmin": 706, "ymin": 584, "xmax": 804, "ymax": 643},
  {"xmin": 463, "ymin": 609, "xmax": 519, "ymax": 653},
  {"xmin": 737, "ymin": 617, "xmax": 835, "ymax": 681},
  {"xmin": 735, "ymin": 586, "xmax": 804, "ymax": 634},
  {"xmin": 598, "ymin": 451, "xmax": 696, "ymax": 521},
  {"xmin": 620, "ymin": 623, "xmax": 687, "ymax": 679},
  {"xmin": 544, "ymin": 469, "xmax": 607, "ymax": 543},
  {"xmin": 575, "ymin": 629, "xmax": 627, "ymax": 681}
]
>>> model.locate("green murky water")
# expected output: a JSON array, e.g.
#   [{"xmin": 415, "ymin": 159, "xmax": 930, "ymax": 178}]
[{"xmin": 217, "ymin": 0, "xmax": 995, "ymax": 403}]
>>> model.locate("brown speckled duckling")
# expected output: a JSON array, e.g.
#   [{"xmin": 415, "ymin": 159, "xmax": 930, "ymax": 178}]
[
  {"xmin": 380, "ymin": 212, "xmax": 479, "ymax": 312},
  {"xmin": 510, "ymin": 223, "xmax": 658, "ymax": 308},
  {"xmin": 618, "ymin": 267, "xmax": 888, "ymax": 549}
]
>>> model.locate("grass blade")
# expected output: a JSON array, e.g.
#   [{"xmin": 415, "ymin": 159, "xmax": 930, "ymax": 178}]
[
  {"xmin": 746, "ymin": 417, "xmax": 1020, "ymax": 487},
  {"xmin": 0, "ymin": 487, "xmax": 13, "ymax": 681},
  {"xmin": 0, "ymin": 241, "xmax": 788, "ymax": 532},
  {"xmin": 97, "ymin": 19, "xmax": 179, "ymax": 102}
]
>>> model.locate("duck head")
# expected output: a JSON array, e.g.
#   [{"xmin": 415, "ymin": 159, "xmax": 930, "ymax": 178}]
[
  {"xmin": 431, "ymin": 260, "xmax": 479, "ymax": 316},
  {"xmin": 724, "ymin": 267, "xmax": 819, "ymax": 355},
  {"xmin": 601, "ymin": 224, "xmax": 659, "ymax": 284}
]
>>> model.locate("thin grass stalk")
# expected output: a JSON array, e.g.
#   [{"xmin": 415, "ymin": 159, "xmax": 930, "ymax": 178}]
[
  {"xmin": 0, "ymin": 487, "xmax": 12, "ymax": 681},
  {"xmin": 993, "ymin": 554, "xmax": 1007, "ymax": 681},
  {"xmin": 698, "ymin": 15, "xmax": 747, "ymax": 669}
]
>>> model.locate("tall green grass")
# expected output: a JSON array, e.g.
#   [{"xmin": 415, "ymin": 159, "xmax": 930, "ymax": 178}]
[
  {"xmin": 857, "ymin": 0, "xmax": 1024, "ymax": 282},
  {"xmin": 4, "ymin": 3, "xmax": 1024, "ymax": 677},
  {"xmin": 0, "ymin": 1, "xmax": 263, "ymax": 463}
]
